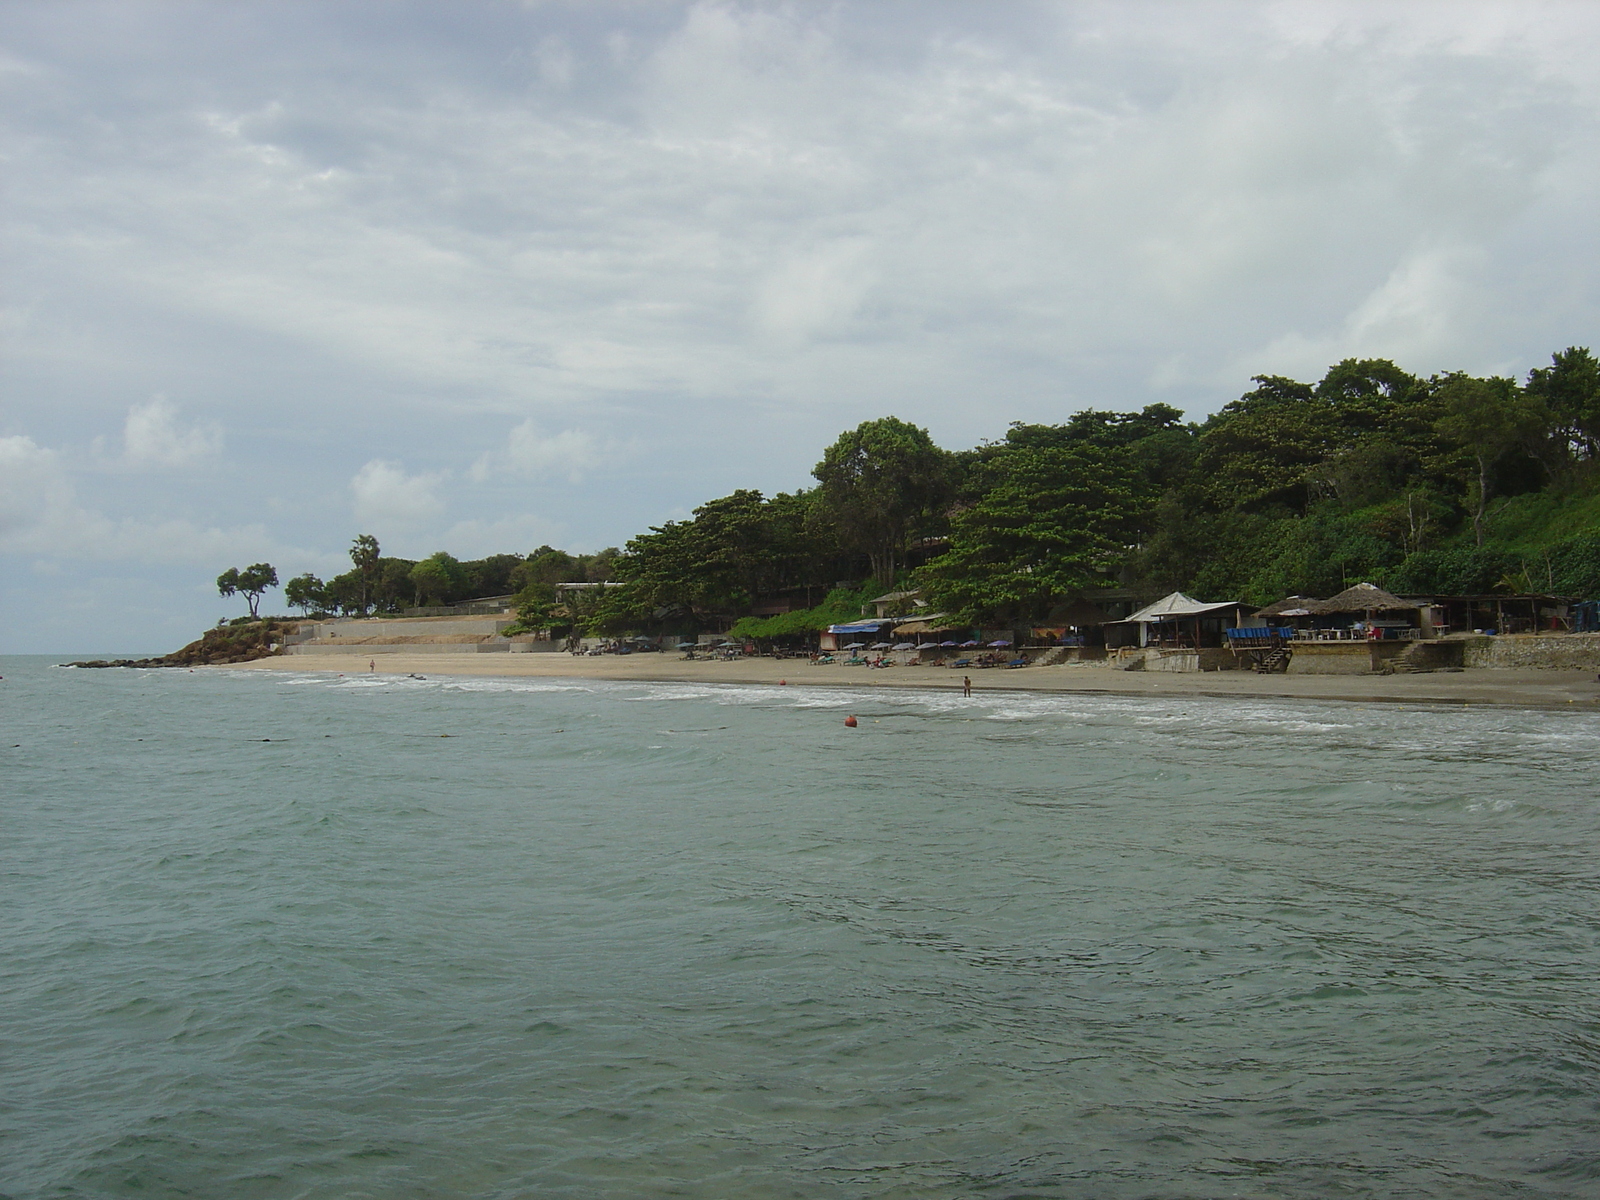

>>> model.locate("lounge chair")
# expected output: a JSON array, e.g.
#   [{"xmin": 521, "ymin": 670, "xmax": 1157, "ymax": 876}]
[
  {"xmin": 1006, "ymin": 657, "xmax": 1028, "ymax": 668},
  {"xmin": 950, "ymin": 658, "xmax": 972, "ymax": 668}
]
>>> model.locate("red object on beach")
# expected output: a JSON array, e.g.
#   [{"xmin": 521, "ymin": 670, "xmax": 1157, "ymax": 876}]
[
  {"xmin": 844, "ymin": 715, "xmax": 858, "ymax": 727},
  {"xmin": 779, "ymin": 679, "xmax": 787, "ymax": 685}
]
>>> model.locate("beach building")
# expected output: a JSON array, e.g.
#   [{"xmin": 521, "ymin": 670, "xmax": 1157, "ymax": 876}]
[
  {"xmin": 1101, "ymin": 592, "xmax": 1261, "ymax": 671},
  {"xmin": 869, "ymin": 589, "xmax": 927, "ymax": 619},
  {"xmin": 1106, "ymin": 592, "xmax": 1260, "ymax": 650},
  {"xmin": 1406, "ymin": 593, "xmax": 1572, "ymax": 636},
  {"xmin": 819, "ymin": 619, "xmax": 898, "ymax": 652}
]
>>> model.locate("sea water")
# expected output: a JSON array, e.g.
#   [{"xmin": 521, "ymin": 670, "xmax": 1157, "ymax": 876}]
[{"xmin": 4, "ymin": 655, "xmax": 1599, "ymax": 1199}]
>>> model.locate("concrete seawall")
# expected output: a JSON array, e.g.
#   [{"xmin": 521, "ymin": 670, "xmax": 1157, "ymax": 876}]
[{"xmin": 1463, "ymin": 633, "xmax": 1600, "ymax": 670}]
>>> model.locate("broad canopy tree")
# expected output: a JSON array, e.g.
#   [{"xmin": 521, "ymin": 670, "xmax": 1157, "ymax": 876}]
[
  {"xmin": 217, "ymin": 563, "xmax": 279, "ymax": 618},
  {"xmin": 812, "ymin": 417, "xmax": 953, "ymax": 586},
  {"xmin": 283, "ymin": 572, "xmax": 325, "ymax": 616}
]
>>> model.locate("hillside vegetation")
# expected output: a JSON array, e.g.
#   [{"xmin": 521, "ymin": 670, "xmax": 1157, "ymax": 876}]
[{"xmin": 252, "ymin": 346, "xmax": 1600, "ymax": 639}]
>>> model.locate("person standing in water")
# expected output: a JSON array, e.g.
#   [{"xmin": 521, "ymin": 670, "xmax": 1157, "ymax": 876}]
[
  {"xmin": 962, "ymin": 675, "xmax": 972, "ymax": 697},
  {"xmin": 369, "ymin": 659, "xmax": 376, "ymax": 673}
]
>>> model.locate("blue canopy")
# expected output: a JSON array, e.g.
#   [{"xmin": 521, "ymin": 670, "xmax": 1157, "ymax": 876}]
[{"xmin": 827, "ymin": 620, "xmax": 891, "ymax": 634}]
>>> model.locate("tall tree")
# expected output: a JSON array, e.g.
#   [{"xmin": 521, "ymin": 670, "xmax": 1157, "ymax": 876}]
[
  {"xmin": 1433, "ymin": 374, "xmax": 1547, "ymax": 545},
  {"xmin": 918, "ymin": 443, "xmax": 1135, "ymax": 624},
  {"xmin": 1194, "ymin": 376, "xmax": 1335, "ymax": 512},
  {"xmin": 1525, "ymin": 346, "xmax": 1600, "ymax": 461},
  {"xmin": 409, "ymin": 552, "xmax": 465, "ymax": 606},
  {"xmin": 350, "ymin": 534, "xmax": 380, "ymax": 614},
  {"xmin": 813, "ymin": 417, "xmax": 952, "ymax": 585},
  {"xmin": 216, "ymin": 563, "xmax": 279, "ymax": 618},
  {"xmin": 283, "ymin": 573, "xmax": 326, "ymax": 616}
]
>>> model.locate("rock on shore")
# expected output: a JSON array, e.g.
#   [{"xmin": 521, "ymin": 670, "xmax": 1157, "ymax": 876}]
[{"xmin": 64, "ymin": 620, "xmax": 299, "ymax": 668}]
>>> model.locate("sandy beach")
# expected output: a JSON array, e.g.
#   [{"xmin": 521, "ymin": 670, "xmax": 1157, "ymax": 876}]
[{"xmin": 231, "ymin": 652, "xmax": 1600, "ymax": 709}]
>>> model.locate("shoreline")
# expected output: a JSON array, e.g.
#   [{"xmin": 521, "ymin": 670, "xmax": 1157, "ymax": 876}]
[{"xmin": 226, "ymin": 652, "xmax": 1600, "ymax": 710}]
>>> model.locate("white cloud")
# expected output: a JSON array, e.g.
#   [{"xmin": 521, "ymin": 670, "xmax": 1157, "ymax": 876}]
[
  {"xmin": 0, "ymin": 432, "xmax": 314, "ymax": 568},
  {"xmin": 0, "ymin": 435, "xmax": 74, "ymax": 546},
  {"xmin": 122, "ymin": 397, "xmax": 222, "ymax": 467},
  {"xmin": 470, "ymin": 422, "xmax": 606, "ymax": 484},
  {"xmin": 437, "ymin": 513, "xmax": 567, "ymax": 559},
  {"xmin": 5, "ymin": 0, "xmax": 1600, "ymax": 649},
  {"xmin": 350, "ymin": 459, "xmax": 446, "ymax": 527}
]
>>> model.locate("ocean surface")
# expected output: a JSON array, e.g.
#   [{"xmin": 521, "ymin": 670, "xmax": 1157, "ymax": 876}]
[{"xmin": 4, "ymin": 655, "xmax": 1599, "ymax": 1199}]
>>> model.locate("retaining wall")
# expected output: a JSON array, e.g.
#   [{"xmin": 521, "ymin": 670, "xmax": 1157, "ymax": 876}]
[
  {"xmin": 305, "ymin": 617, "xmax": 515, "ymax": 640},
  {"xmin": 1461, "ymin": 633, "xmax": 1600, "ymax": 670},
  {"xmin": 285, "ymin": 642, "xmax": 511, "ymax": 655},
  {"xmin": 1283, "ymin": 642, "xmax": 1395, "ymax": 675}
]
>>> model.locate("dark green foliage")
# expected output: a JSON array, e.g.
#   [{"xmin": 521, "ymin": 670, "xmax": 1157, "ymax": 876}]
[
  {"xmin": 727, "ymin": 583, "xmax": 883, "ymax": 640},
  {"xmin": 613, "ymin": 488, "xmax": 846, "ymax": 621},
  {"xmin": 283, "ymin": 572, "xmax": 325, "ymax": 615},
  {"xmin": 919, "ymin": 441, "xmax": 1138, "ymax": 623},
  {"xmin": 813, "ymin": 417, "xmax": 954, "ymax": 585},
  {"xmin": 216, "ymin": 562, "xmax": 278, "ymax": 618},
  {"xmin": 1526, "ymin": 346, "xmax": 1600, "ymax": 460},
  {"xmin": 1387, "ymin": 547, "xmax": 1518, "ymax": 595},
  {"xmin": 1545, "ymin": 532, "xmax": 1600, "ymax": 596},
  {"xmin": 259, "ymin": 343, "xmax": 1600, "ymax": 642}
]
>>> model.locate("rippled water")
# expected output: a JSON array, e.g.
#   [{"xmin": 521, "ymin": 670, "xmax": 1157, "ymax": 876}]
[{"xmin": 5, "ymin": 655, "xmax": 1600, "ymax": 1198}]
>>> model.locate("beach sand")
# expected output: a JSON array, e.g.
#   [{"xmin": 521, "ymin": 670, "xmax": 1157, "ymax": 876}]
[{"xmin": 231, "ymin": 652, "xmax": 1600, "ymax": 709}]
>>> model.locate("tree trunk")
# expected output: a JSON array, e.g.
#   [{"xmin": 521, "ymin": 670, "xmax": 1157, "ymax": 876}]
[{"xmin": 1473, "ymin": 453, "xmax": 1490, "ymax": 547}]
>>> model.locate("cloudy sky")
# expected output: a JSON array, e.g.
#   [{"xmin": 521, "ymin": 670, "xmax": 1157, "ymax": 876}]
[{"xmin": 3, "ymin": 0, "xmax": 1598, "ymax": 652}]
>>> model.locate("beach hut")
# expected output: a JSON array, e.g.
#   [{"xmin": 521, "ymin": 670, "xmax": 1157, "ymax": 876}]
[
  {"xmin": 1106, "ymin": 592, "xmax": 1260, "ymax": 649},
  {"xmin": 1310, "ymin": 583, "xmax": 1421, "ymax": 640},
  {"xmin": 820, "ymin": 619, "xmax": 896, "ymax": 652}
]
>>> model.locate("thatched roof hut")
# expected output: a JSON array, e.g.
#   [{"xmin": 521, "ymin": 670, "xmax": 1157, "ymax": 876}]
[
  {"xmin": 1312, "ymin": 583, "xmax": 1416, "ymax": 614},
  {"xmin": 1255, "ymin": 595, "xmax": 1318, "ymax": 618},
  {"xmin": 1046, "ymin": 597, "xmax": 1112, "ymax": 627}
]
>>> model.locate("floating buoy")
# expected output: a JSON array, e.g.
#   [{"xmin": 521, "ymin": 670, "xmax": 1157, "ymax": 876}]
[
  {"xmin": 844, "ymin": 715, "xmax": 858, "ymax": 728},
  {"xmin": 779, "ymin": 679, "xmax": 787, "ymax": 685}
]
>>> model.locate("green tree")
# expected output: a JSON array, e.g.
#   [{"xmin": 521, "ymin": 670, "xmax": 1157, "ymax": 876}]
[
  {"xmin": 1525, "ymin": 346, "xmax": 1600, "ymax": 461},
  {"xmin": 283, "ymin": 572, "xmax": 326, "ymax": 616},
  {"xmin": 1194, "ymin": 377, "xmax": 1335, "ymax": 512},
  {"xmin": 409, "ymin": 552, "xmax": 465, "ymax": 606},
  {"xmin": 217, "ymin": 563, "xmax": 279, "ymax": 618},
  {"xmin": 349, "ymin": 534, "xmax": 380, "ymax": 614},
  {"xmin": 813, "ymin": 417, "xmax": 952, "ymax": 585},
  {"xmin": 918, "ymin": 443, "xmax": 1134, "ymax": 624},
  {"xmin": 1433, "ymin": 374, "xmax": 1548, "ymax": 545}
]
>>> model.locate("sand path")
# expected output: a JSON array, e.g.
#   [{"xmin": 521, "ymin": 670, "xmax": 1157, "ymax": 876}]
[{"xmin": 230, "ymin": 652, "xmax": 1600, "ymax": 710}]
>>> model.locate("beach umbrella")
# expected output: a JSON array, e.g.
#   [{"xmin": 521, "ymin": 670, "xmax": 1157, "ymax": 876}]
[
  {"xmin": 844, "ymin": 641, "xmax": 866, "ymax": 649},
  {"xmin": 870, "ymin": 641, "xmax": 892, "ymax": 649},
  {"xmin": 989, "ymin": 639, "xmax": 1012, "ymax": 647},
  {"xmin": 940, "ymin": 640, "xmax": 959, "ymax": 647},
  {"xmin": 892, "ymin": 642, "xmax": 914, "ymax": 650},
  {"xmin": 960, "ymin": 640, "xmax": 980, "ymax": 648}
]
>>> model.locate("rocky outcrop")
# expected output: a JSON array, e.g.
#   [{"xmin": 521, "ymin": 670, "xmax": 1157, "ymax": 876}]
[{"xmin": 63, "ymin": 620, "xmax": 299, "ymax": 668}]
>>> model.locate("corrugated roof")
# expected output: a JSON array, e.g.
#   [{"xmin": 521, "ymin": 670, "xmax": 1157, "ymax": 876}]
[{"xmin": 893, "ymin": 614, "xmax": 956, "ymax": 634}]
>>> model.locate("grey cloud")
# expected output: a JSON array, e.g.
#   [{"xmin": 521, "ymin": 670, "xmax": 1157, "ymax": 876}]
[{"xmin": 2, "ymin": 0, "xmax": 1598, "ymax": 649}]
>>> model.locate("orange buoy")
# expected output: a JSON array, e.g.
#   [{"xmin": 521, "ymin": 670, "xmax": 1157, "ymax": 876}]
[{"xmin": 844, "ymin": 715, "xmax": 858, "ymax": 727}]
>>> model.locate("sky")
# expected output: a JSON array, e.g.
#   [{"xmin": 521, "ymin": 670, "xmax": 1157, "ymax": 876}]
[{"xmin": 3, "ymin": 0, "xmax": 1598, "ymax": 653}]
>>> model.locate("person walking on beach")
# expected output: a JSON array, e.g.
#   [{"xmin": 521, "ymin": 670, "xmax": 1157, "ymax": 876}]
[
  {"xmin": 962, "ymin": 675, "xmax": 972, "ymax": 697},
  {"xmin": 369, "ymin": 659, "xmax": 376, "ymax": 673}
]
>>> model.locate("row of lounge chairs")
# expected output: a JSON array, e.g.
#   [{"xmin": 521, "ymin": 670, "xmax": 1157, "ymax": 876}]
[{"xmin": 808, "ymin": 652, "xmax": 1032, "ymax": 669}]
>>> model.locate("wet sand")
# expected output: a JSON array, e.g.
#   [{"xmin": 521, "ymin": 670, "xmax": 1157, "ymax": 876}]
[{"xmin": 232, "ymin": 652, "xmax": 1600, "ymax": 710}]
